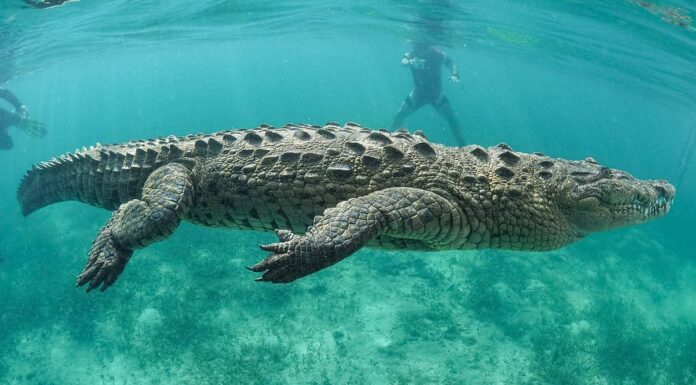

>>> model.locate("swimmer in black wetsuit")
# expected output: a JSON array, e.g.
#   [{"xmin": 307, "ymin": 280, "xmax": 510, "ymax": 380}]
[
  {"xmin": 390, "ymin": 41, "xmax": 465, "ymax": 145},
  {"xmin": 24, "ymin": 0, "xmax": 77, "ymax": 9},
  {"xmin": 0, "ymin": 87, "xmax": 46, "ymax": 150}
]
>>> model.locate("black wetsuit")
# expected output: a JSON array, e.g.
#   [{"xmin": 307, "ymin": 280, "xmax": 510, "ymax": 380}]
[
  {"xmin": 391, "ymin": 45, "xmax": 464, "ymax": 145},
  {"xmin": 24, "ymin": 0, "xmax": 72, "ymax": 9},
  {"xmin": 407, "ymin": 47, "xmax": 448, "ymax": 108},
  {"xmin": 0, "ymin": 88, "xmax": 23, "ymax": 150}
]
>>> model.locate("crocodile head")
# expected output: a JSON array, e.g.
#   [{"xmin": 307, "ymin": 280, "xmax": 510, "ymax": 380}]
[{"xmin": 555, "ymin": 158, "xmax": 675, "ymax": 235}]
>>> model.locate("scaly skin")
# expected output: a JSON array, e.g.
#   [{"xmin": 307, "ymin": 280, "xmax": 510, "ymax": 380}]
[{"xmin": 17, "ymin": 122, "xmax": 676, "ymax": 291}]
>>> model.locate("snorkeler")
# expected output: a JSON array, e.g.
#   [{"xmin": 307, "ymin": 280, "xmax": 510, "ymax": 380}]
[
  {"xmin": 390, "ymin": 41, "xmax": 466, "ymax": 145},
  {"xmin": 0, "ymin": 87, "xmax": 46, "ymax": 150},
  {"xmin": 23, "ymin": 0, "xmax": 78, "ymax": 9}
]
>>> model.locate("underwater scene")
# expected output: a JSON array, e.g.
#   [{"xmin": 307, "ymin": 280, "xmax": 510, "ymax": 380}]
[{"xmin": 1, "ymin": 1, "xmax": 695, "ymax": 384}]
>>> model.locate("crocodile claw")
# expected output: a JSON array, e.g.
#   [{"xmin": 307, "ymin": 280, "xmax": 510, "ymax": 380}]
[
  {"xmin": 76, "ymin": 228, "xmax": 132, "ymax": 292},
  {"xmin": 248, "ymin": 251, "xmax": 304, "ymax": 283},
  {"xmin": 248, "ymin": 252, "xmax": 288, "ymax": 272},
  {"xmin": 274, "ymin": 229, "xmax": 295, "ymax": 242},
  {"xmin": 248, "ymin": 229, "xmax": 323, "ymax": 283}
]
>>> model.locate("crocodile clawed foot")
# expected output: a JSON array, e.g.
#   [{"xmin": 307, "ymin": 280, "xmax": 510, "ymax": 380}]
[
  {"xmin": 76, "ymin": 229, "xmax": 133, "ymax": 292},
  {"xmin": 251, "ymin": 259, "xmax": 300, "ymax": 283},
  {"xmin": 248, "ymin": 229, "xmax": 323, "ymax": 283}
]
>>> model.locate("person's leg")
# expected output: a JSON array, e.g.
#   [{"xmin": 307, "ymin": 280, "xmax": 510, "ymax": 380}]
[
  {"xmin": 390, "ymin": 92, "xmax": 418, "ymax": 130},
  {"xmin": 0, "ymin": 109, "xmax": 17, "ymax": 149},
  {"xmin": 434, "ymin": 95, "xmax": 465, "ymax": 146},
  {"xmin": 0, "ymin": 129, "xmax": 14, "ymax": 150}
]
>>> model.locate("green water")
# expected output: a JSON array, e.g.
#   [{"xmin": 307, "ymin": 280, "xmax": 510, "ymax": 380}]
[{"xmin": 1, "ymin": 1, "xmax": 695, "ymax": 384}]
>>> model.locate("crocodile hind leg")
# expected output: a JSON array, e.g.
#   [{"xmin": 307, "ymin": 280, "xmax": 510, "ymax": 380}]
[
  {"xmin": 249, "ymin": 187, "xmax": 465, "ymax": 283},
  {"xmin": 76, "ymin": 162, "xmax": 194, "ymax": 292}
]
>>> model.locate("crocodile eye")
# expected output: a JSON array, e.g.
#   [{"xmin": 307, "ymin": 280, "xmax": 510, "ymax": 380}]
[{"xmin": 572, "ymin": 168, "xmax": 610, "ymax": 184}]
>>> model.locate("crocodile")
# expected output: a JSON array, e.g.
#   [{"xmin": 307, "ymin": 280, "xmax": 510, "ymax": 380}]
[{"xmin": 17, "ymin": 122, "xmax": 675, "ymax": 292}]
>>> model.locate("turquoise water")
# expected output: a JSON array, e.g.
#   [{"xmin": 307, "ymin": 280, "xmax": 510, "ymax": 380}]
[{"xmin": 1, "ymin": 1, "xmax": 695, "ymax": 384}]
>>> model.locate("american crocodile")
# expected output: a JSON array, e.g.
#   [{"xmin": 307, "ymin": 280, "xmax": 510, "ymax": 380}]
[{"xmin": 17, "ymin": 122, "xmax": 675, "ymax": 291}]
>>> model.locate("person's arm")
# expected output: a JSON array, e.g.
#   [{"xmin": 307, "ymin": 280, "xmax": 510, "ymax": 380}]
[{"xmin": 0, "ymin": 88, "xmax": 28, "ymax": 117}]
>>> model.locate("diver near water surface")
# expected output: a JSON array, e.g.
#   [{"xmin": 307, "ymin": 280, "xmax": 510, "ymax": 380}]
[
  {"xmin": 23, "ymin": 0, "xmax": 78, "ymax": 9},
  {"xmin": 0, "ymin": 87, "xmax": 46, "ymax": 149},
  {"xmin": 390, "ymin": 41, "xmax": 465, "ymax": 146}
]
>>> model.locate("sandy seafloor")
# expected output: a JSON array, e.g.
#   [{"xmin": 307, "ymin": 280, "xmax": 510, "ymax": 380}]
[{"xmin": 0, "ymin": 201, "xmax": 694, "ymax": 385}]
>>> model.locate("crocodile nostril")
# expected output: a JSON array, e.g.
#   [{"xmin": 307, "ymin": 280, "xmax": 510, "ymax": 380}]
[{"xmin": 654, "ymin": 185, "xmax": 668, "ymax": 197}]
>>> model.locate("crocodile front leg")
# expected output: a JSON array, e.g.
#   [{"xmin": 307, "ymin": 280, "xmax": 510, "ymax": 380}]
[
  {"xmin": 249, "ymin": 187, "xmax": 465, "ymax": 283},
  {"xmin": 76, "ymin": 162, "xmax": 194, "ymax": 292}
]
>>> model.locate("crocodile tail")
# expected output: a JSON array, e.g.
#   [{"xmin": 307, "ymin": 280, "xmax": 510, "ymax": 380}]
[
  {"xmin": 17, "ymin": 154, "xmax": 86, "ymax": 216},
  {"xmin": 19, "ymin": 144, "xmax": 170, "ymax": 215}
]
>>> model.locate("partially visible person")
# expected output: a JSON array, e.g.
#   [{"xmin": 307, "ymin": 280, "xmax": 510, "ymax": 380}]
[
  {"xmin": 0, "ymin": 87, "xmax": 46, "ymax": 150},
  {"xmin": 630, "ymin": 0, "xmax": 694, "ymax": 31},
  {"xmin": 24, "ymin": 0, "xmax": 78, "ymax": 9},
  {"xmin": 390, "ymin": 41, "xmax": 465, "ymax": 145}
]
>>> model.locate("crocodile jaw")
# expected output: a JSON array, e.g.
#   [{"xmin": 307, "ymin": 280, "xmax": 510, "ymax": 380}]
[{"xmin": 562, "ymin": 174, "xmax": 675, "ymax": 234}]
